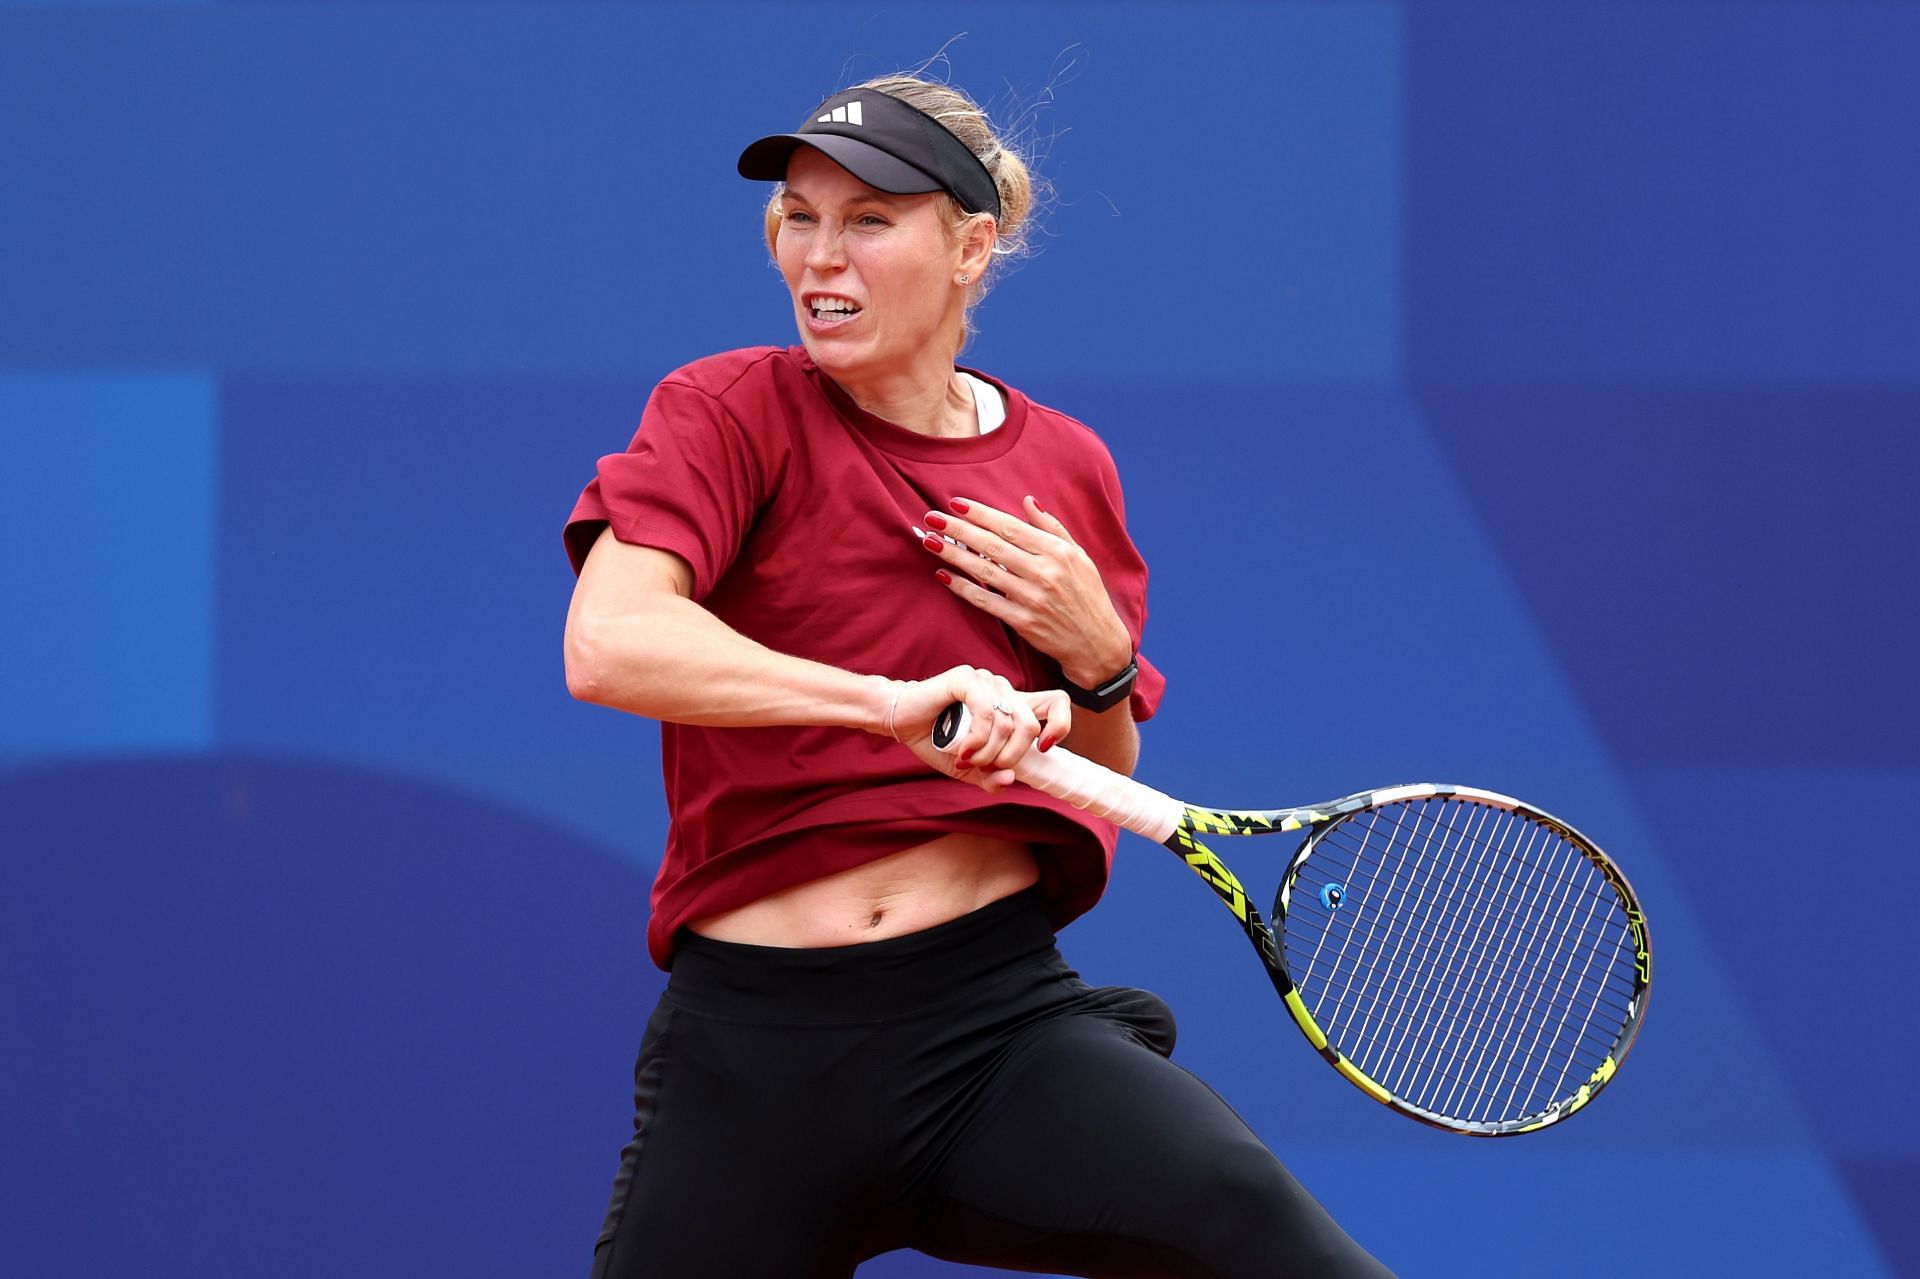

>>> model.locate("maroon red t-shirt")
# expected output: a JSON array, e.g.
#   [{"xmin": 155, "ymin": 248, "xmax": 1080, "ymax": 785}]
[{"xmin": 565, "ymin": 345, "xmax": 1165, "ymax": 967}]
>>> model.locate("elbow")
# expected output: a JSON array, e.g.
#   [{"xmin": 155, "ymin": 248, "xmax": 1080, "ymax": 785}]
[{"xmin": 563, "ymin": 617, "xmax": 611, "ymax": 704}]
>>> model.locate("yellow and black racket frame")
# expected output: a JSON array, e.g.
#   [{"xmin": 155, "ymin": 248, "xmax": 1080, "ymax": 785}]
[{"xmin": 1163, "ymin": 783, "xmax": 1651, "ymax": 1136}]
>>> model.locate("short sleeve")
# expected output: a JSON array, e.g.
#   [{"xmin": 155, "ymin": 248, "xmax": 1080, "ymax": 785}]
[
  {"xmin": 1130, "ymin": 652, "xmax": 1166, "ymax": 722},
  {"xmin": 563, "ymin": 378, "xmax": 776, "ymax": 599}
]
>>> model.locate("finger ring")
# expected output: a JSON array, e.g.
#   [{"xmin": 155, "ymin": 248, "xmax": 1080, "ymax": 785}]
[{"xmin": 991, "ymin": 701, "xmax": 1013, "ymax": 714}]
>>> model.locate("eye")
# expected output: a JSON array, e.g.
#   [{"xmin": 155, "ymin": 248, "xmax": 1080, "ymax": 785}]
[
  {"xmin": 856, "ymin": 213, "xmax": 889, "ymax": 228},
  {"xmin": 783, "ymin": 208, "xmax": 816, "ymax": 225}
]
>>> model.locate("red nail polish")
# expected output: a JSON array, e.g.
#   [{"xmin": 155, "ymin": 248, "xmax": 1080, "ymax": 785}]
[
  {"xmin": 957, "ymin": 752, "xmax": 973, "ymax": 769},
  {"xmin": 934, "ymin": 569, "xmax": 952, "ymax": 585},
  {"xmin": 1028, "ymin": 495, "xmax": 1045, "ymax": 513},
  {"xmin": 1038, "ymin": 736, "xmax": 1055, "ymax": 752},
  {"xmin": 949, "ymin": 498, "xmax": 971, "ymax": 515},
  {"xmin": 922, "ymin": 535, "xmax": 944, "ymax": 552},
  {"xmin": 924, "ymin": 512, "xmax": 948, "ymax": 530}
]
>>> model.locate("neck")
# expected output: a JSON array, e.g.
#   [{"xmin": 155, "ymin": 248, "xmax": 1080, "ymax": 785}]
[
  {"xmin": 818, "ymin": 301, "xmax": 977, "ymax": 436},
  {"xmin": 840, "ymin": 366, "xmax": 976, "ymax": 438},
  {"xmin": 830, "ymin": 324, "xmax": 976, "ymax": 436}
]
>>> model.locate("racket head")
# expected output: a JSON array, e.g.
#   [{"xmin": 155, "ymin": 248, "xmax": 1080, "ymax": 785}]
[{"xmin": 1268, "ymin": 784, "xmax": 1649, "ymax": 1136}]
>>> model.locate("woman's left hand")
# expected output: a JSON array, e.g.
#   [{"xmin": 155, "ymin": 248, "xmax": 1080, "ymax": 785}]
[{"xmin": 917, "ymin": 495, "xmax": 1133, "ymax": 688}]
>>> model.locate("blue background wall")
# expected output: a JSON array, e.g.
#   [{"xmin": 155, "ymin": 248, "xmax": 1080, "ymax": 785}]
[{"xmin": 2, "ymin": 2, "xmax": 1914, "ymax": 1274}]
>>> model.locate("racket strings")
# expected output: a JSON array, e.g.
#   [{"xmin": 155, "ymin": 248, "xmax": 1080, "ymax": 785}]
[
  {"xmin": 1488, "ymin": 835, "xmax": 1627, "ymax": 1098},
  {"xmin": 1432, "ymin": 844, "xmax": 1623, "ymax": 1122},
  {"xmin": 1288, "ymin": 814, "xmax": 1635, "ymax": 1027},
  {"xmin": 1289, "ymin": 866, "xmax": 1639, "ymax": 1021},
  {"xmin": 1309, "ymin": 955, "xmax": 1634, "ymax": 1104},
  {"xmin": 1347, "ymin": 806, "xmax": 1628, "ymax": 1123},
  {"xmin": 1337, "ymin": 804, "xmax": 1590, "ymax": 1115},
  {"xmin": 1280, "ymin": 798, "xmax": 1638, "ymax": 1126},
  {"xmin": 1370, "ymin": 822, "xmax": 1629, "ymax": 1125},
  {"xmin": 1290, "ymin": 806, "xmax": 1635, "ymax": 983},
  {"xmin": 1288, "ymin": 797, "xmax": 1626, "ymax": 939},
  {"xmin": 1355, "ymin": 884, "xmax": 1612, "ymax": 1121},
  {"xmin": 1282, "ymin": 818, "xmax": 1628, "ymax": 983},
  {"xmin": 1293, "ymin": 910, "xmax": 1640, "ymax": 1058}
]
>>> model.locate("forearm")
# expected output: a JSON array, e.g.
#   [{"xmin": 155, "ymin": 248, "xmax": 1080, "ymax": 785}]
[
  {"xmin": 1061, "ymin": 701, "xmax": 1139, "ymax": 776},
  {"xmin": 566, "ymin": 591, "xmax": 894, "ymax": 732}
]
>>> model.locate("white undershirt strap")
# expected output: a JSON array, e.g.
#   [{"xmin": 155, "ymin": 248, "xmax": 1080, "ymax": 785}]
[{"xmin": 958, "ymin": 371, "xmax": 1006, "ymax": 435}]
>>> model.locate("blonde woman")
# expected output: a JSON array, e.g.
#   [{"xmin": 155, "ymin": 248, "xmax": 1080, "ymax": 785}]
[{"xmin": 564, "ymin": 76, "xmax": 1393, "ymax": 1279}]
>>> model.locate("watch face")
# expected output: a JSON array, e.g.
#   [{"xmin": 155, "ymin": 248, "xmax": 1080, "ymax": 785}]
[{"xmin": 1068, "ymin": 659, "xmax": 1137, "ymax": 711}]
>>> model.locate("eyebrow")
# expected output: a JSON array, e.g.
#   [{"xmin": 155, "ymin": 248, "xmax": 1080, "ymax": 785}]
[{"xmin": 783, "ymin": 184, "xmax": 910, "ymax": 209}]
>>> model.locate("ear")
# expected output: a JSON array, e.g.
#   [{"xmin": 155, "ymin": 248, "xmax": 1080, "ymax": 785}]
[
  {"xmin": 957, "ymin": 212, "xmax": 997, "ymax": 282},
  {"xmin": 763, "ymin": 188, "xmax": 785, "ymax": 257}
]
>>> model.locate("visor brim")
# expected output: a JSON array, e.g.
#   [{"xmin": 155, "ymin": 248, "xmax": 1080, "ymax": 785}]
[{"xmin": 736, "ymin": 134, "xmax": 945, "ymax": 196}]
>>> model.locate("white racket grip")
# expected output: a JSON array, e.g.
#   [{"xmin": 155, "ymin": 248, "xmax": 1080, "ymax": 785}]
[{"xmin": 936, "ymin": 705, "xmax": 1184, "ymax": 843}]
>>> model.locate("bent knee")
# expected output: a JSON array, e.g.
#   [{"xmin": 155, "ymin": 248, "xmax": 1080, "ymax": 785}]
[
  {"xmin": 1182, "ymin": 1141, "xmax": 1386, "ymax": 1274},
  {"xmin": 1185, "ymin": 1140, "xmax": 1299, "ymax": 1235}
]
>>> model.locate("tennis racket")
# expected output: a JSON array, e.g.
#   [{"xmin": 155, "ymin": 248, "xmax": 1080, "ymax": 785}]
[{"xmin": 933, "ymin": 704, "xmax": 1650, "ymax": 1136}]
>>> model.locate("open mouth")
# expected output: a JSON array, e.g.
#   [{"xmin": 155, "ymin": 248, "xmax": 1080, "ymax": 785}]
[{"xmin": 807, "ymin": 294, "xmax": 863, "ymax": 326}]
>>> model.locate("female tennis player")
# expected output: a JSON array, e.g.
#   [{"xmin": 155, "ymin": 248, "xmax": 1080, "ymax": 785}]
[{"xmin": 562, "ymin": 74, "xmax": 1395, "ymax": 1278}]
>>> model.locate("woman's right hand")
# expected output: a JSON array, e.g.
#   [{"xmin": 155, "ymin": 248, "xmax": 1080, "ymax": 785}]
[{"xmin": 884, "ymin": 666, "xmax": 1072, "ymax": 794}]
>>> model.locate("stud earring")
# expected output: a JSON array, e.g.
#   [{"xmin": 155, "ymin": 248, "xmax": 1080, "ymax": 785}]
[{"xmin": 959, "ymin": 274, "xmax": 971, "ymax": 285}]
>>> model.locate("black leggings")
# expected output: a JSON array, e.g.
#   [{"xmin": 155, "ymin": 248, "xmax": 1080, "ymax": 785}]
[{"xmin": 589, "ymin": 890, "xmax": 1395, "ymax": 1278}]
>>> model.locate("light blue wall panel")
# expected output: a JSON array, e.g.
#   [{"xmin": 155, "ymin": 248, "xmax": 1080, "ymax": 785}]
[{"xmin": 0, "ymin": 373, "xmax": 216, "ymax": 755}]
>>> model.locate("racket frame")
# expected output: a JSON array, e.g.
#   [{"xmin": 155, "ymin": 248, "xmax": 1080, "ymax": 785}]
[
  {"xmin": 927, "ymin": 705, "xmax": 1650, "ymax": 1136},
  {"xmin": 1176, "ymin": 783, "xmax": 1649, "ymax": 1136}
]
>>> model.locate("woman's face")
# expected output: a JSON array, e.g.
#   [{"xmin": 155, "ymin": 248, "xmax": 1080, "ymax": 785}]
[{"xmin": 775, "ymin": 147, "xmax": 971, "ymax": 387}]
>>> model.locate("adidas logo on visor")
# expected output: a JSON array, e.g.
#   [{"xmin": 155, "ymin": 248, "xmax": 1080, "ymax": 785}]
[{"xmin": 817, "ymin": 100, "xmax": 864, "ymax": 126}]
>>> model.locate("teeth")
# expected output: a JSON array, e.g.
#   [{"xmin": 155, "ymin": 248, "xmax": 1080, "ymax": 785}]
[{"xmin": 813, "ymin": 297, "xmax": 857, "ymax": 313}]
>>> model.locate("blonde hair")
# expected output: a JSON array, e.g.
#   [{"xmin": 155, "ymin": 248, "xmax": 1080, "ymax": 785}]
[{"xmin": 761, "ymin": 74, "xmax": 1041, "ymax": 312}]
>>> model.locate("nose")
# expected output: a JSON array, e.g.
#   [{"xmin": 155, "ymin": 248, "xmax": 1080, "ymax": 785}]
[{"xmin": 804, "ymin": 221, "xmax": 847, "ymax": 273}]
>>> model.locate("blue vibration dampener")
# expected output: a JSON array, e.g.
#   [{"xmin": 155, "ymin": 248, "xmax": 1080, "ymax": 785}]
[{"xmin": 1320, "ymin": 882, "xmax": 1346, "ymax": 910}]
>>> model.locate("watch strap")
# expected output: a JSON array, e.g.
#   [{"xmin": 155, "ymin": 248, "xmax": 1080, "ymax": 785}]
[{"xmin": 1062, "ymin": 657, "xmax": 1138, "ymax": 712}]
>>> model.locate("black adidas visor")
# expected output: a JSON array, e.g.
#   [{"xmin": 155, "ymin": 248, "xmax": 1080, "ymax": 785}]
[{"xmin": 737, "ymin": 88, "xmax": 1001, "ymax": 221}]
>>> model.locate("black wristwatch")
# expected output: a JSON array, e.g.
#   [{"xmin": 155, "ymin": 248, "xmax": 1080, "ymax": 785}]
[{"xmin": 1062, "ymin": 656, "xmax": 1138, "ymax": 712}]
